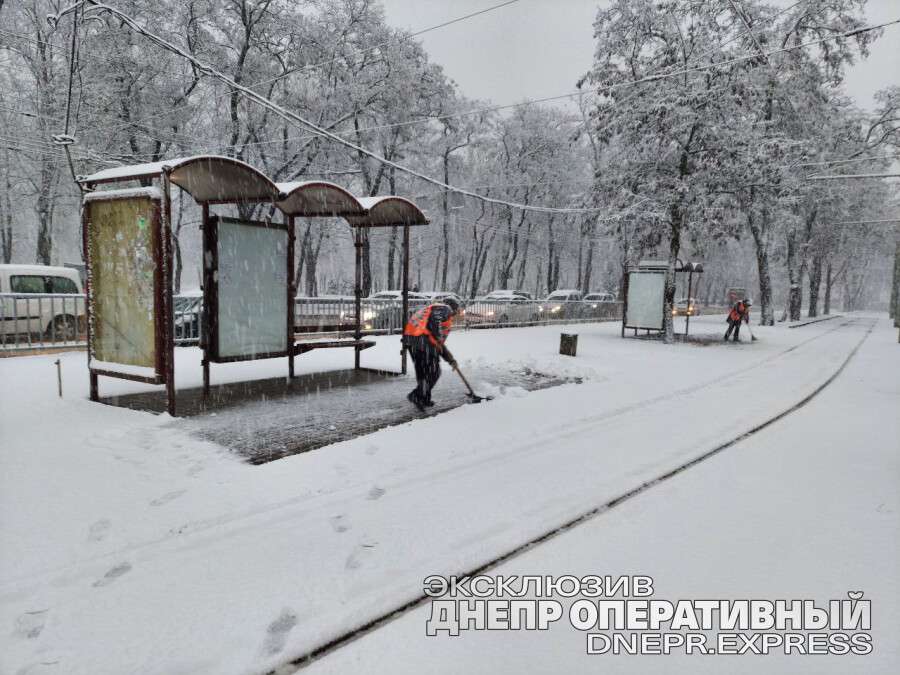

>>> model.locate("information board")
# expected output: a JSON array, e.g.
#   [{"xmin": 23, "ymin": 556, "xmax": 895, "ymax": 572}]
[
  {"xmin": 86, "ymin": 190, "xmax": 161, "ymax": 370},
  {"xmin": 625, "ymin": 270, "xmax": 666, "ymax": 330},
  {"xmin": 214, "ymin": 217, "xmax": 289, "ymax": 359}
]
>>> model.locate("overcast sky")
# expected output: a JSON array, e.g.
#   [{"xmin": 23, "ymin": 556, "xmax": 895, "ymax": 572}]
[{"xmin": 379, "ymin": 0, "xmax": 900, "ymax": 113}]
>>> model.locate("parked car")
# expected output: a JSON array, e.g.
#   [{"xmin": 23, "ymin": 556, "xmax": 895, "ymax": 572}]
[
  {"xmin": 468, "ymin": 292, "xmax": 538, "ymax": 325},
  {"xmin": 368, "ymin": 290, "xmax": 428, "ymax": 302},
  {"xmin": 581, "ymin": 291, "xmax": 617, "ymax": 319},
  {"xmin": 539, "ymin": 289, "xmax": 584, "ymax": 320},
  {"xmin": 0, "ymin": 264, "xmax": 85, "ymax": 342},
  {"xmin": 583, "ymin": 291, "xmax": 615, "ymax": 304},
  {"xmin": 480, "ymin": 289, "xmax": 534, "ymax": 301},
  {"xmin": 422, "ymin": 291, "xmax": 464, "ymax": 307},
  {"xmin": 672, "ymin": 297, "xmax": 700, "ymax": 317}
]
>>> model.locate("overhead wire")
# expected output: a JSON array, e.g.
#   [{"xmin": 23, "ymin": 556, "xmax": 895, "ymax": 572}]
[
  {"xmin": 64, "ymin": 0, "xmax": 812, "ymax": 159},
  {"xmin": 34, "ymin": 2, "xmax": 900, "ymax": 216},
  {"xmin": 12, "ymin": 0, "xmax": 812, "ymax": 175},
  {"xmin": 76, "ymin": 0, "xmax": 524, "ymax": 139}
]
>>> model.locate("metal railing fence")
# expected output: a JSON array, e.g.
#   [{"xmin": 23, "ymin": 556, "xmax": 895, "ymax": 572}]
[{"xmin": 1, "ymin": 293, "xmax": 623, "ymax": 352}]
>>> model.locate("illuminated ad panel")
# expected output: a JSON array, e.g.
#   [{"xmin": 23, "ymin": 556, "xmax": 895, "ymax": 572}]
[{"xmin": 214, "ymin": 218, "xmax": 289, "ymax": 359}]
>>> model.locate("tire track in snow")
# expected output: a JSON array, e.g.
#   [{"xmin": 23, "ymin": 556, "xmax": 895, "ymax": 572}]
[{"xmin": 279, "ymin": 317, "xmax": 876, "ymax": 673}]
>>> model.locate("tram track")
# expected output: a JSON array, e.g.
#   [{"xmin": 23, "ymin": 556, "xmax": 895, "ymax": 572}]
[{"xmin": 279, "ymin": 317, "xmax": 876, "ymax": 673}]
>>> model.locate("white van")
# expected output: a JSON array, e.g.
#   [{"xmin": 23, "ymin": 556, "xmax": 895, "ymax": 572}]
[{"xmin": 0, "ymin": 264, "xmax": 86, "ymax": 342}]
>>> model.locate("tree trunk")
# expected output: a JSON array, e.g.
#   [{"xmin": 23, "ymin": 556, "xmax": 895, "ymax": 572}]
[
  {"xmin": 824, "ymin": 260, "xmax": 833, "ymax": 315},
  {"xmin": 173, "ymin": 195, "xmax": 185, "ymax": 293},
  {"xmin": 748, "ymin": 206, "xmax": 775, "ymax": 326},
  {"xmin": 890, "ymin": 237, "xmax": 899, "ymax": 325},
  {"xmin": 35, "ymin": 210, "xmax": 52, "ymax": 265},
  {"xmin": 663, "ymin": 207, "xmax": 682, "ymax": 343},
  {"xmin": 515, "ymin": 233, "xmax": 530, "ymax": 289},
  {"xmin": 786, "ymin": 230, "xmax": 802, "ymax": 321},
  {"xmin": 296, "ymin": 223, "xmax": 311, "ymax": 290},
  {"xmin": 386, "ymin": 226, "xmax": 397, "ymax": 290},
  {"xmin": 582, "ymin": 239, "xmax": 595, "ymax": 294},
  {"xmin": 808, "ymin": 254, "xmax": 822, "ymax": 318},
  {"xmin": 1, "ymin": 170, "xmax": 12, "ymax": 263}
]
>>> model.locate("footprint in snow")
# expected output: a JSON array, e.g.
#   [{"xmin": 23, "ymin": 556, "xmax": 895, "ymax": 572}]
[
  {"xmin": 14, "ymin": 610, "xmax": 48, "ymax": 639},
  {"xmin": 366, "ymin": 486, "xmax": 385, "ymax": 501},
  {"xmin": 149, "ymin": 489, "xmax": 186, "ymax": 507},
  {"xmin": 262, "ymin": 608, "xmax": 298, "ymax": 655},
  {"xmin": 87, "ymin": 518, "xmax": 111, "ymax": 543},
  {"xmin": 93, "ymin": 562, "xmax": 132, "ymax": 587},
  {"xmin": 345, "ymin": 542, "xmax": 377, "ymax": 570},
  {"xmin": 329, "ymin": 515, "xmax": 350, "ymax": 533},
  {"xmin": 186, "ymin": 462, "xmax": 205, "ymax": 477}
]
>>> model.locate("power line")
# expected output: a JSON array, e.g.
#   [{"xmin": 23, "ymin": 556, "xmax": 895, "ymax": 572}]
[
  {"xmin": 806, "ymin": 173, "xmax": 900, "ymax": 181},
  {"xmin": 79, "ymin": 0, "xmax": 524, "ymax": 139},
  {"xmin": 35, "ymin": 0, "xmax": 812, "ymax": 164},
  {"xmin": 66, "ymin": 0, "xmax": 807, "ymax": 155},
  {"xmin": 794, "ymin": 154, "xmax": 900, "ymax": 168},
  {"xmin": 829, "ymin": 218, "xmax": 900, "ymax": 225},
  {"xmin": 50, "ymin": 3, "xmax": 630, "ymax": 214},
  {"xmin": 50, "ymin": 2, "xmax": 899, "ymax": 215},
  {"xmin": 0, "ymin": 29, "xmax": 58, "ymax": 50}
]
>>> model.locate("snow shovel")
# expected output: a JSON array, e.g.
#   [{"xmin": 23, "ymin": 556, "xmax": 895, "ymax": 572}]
[
  {"xmin": 452, "ymin": 364, "xmax": 493, "ymax": 403},
  {"xmin": 746, "ymin": 322, "xmax": 758, "ymax": 342}
]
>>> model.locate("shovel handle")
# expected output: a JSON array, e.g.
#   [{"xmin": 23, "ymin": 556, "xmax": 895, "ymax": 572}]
[{"xmin": 453, "ymin": 364, "xmax": 477, "ymax": 397}]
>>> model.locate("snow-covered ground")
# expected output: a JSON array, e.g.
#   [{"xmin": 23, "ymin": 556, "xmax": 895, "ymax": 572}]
[
  {"xmin": 302, "ymin": 316, "xmax": 900, "ymax": 675},
  {"xmin": 0, "ymin": 314, "xmax": 896, "ymax": 675}
]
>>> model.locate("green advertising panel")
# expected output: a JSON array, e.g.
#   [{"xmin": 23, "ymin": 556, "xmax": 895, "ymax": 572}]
[
  {"xmin": 87, "ymin": 191, "xmax": 160, "ymax": 370},
  {"xmin": 215, "ymin": 218, "xmax": 288, "ymax": 359}
]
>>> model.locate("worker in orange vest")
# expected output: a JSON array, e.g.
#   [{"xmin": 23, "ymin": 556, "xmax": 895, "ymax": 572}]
[
  {"xmin": 402, "ymin": 297, "xmax": 461, "ymax": 411},
  {"xmin": 724, "ymin": 297, "xmax": 752, "ymax": 342}
]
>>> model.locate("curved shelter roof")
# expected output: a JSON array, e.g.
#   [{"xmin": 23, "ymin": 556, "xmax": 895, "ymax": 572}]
[
  {"xmin": 79, "ymin": 155, "xmax": 281, "ymax": 204},
  {"xmin": 275, "ymin": 181, "xmax": 366, "ymax": 217},
  {"xmin": 346, "ymin": 196, "xmax": 429, "ymax": 227}
]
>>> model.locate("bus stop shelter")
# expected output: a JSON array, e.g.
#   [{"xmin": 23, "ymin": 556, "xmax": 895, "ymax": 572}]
[{"xmin": 79, "ymin": 154, "xmax": 428, "ymax": 416}]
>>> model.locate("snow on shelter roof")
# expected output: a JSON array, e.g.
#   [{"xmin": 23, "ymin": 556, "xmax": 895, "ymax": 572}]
[
  {"xmin": 275, "ymin": 181, "xmax": 366, "ymax": 217},
  {"xmin": 346, "ymin": 196, "xmax": 429, "ymax": 227},
  {"xmin": 79, "ymin": 155, "xmax": 280, "ymax": 204}
]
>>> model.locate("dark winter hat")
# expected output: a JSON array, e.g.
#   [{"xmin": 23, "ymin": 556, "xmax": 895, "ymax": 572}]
[{"xmin": 442, "ymin": 297, "xmax": 461, "ymax": 313}]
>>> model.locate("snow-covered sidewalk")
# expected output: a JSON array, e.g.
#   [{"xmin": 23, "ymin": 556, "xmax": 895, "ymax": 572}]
[
  {"xmin": 301, "ymin": 316, "xmax": 899, "ymax": 675},
  {"xmin": 0, "ymin": 315, "xmax": 888, "ymax": 674}
]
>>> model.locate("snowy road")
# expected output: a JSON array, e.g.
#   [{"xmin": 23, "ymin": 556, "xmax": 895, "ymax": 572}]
[
  {"xmin": 1, "ymin": 315, "xmax": 896, "ymax": 675},
  {"xmin": 300, "ymin": 317, "xmax": 899, "ymax": 675}
]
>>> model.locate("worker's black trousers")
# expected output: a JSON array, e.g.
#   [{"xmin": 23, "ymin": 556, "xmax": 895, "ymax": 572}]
[
  {"xmin": 724, "ymin": 319, "xmax": 741, "ymax": 341},
  {"xmin": 409, "ymin": 347, "xmax": 441, "ymax": 404}
]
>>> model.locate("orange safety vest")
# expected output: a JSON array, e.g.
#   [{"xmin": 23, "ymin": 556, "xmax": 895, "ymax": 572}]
[
  {"xmin": 404, "ymin": 304, "xmax": 453, "ymax": 348},
  {"xmin": 729, "ymin": 302, "xmax": 748, "ymax": 322}
]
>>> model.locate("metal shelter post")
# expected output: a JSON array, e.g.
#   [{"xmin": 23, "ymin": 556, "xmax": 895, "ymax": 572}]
[
  {"xmin": 82, "ymin": 191, "xmax": 98, "ymax": 402},
  {"xmin": 354, "ymin": 226, "xmax": 363, "ymax": 370},
  {"xmin": 287, "ymin": 215, "xmax": 296, "ymax": 379},
  {"xmin": 201, "ymin": 202, "xmax": 211, "ymax": 397},
  {"xmin": 401, "ymin": 223, "xmax": 410, "ymax": 375},
  {"xmin": 162, "ymin": 170, "xmax": 176, "ymax": 416}
]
